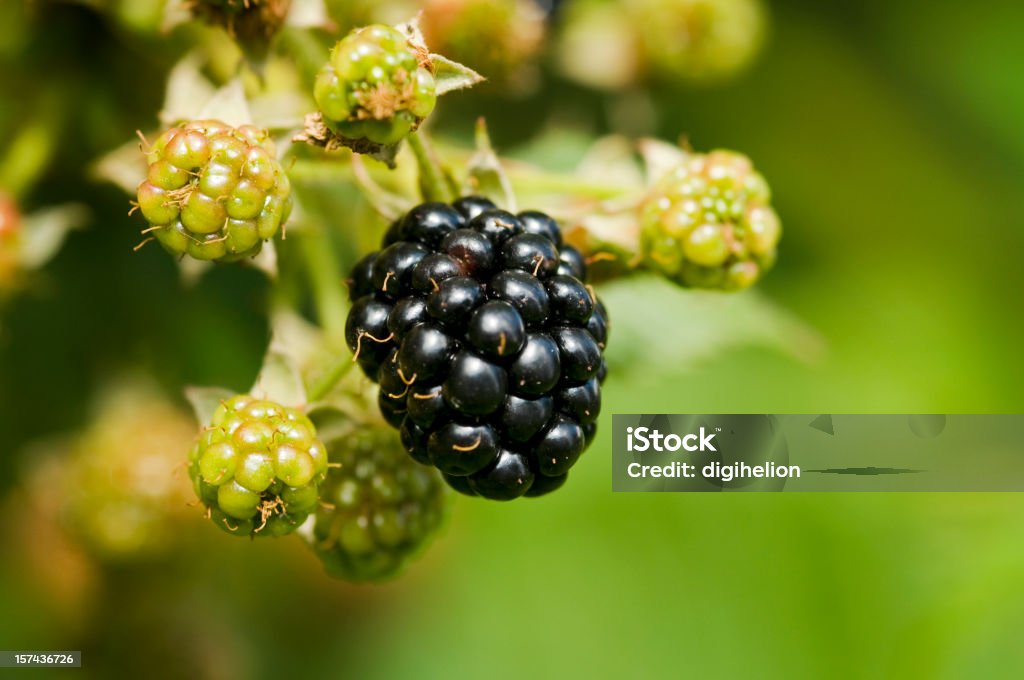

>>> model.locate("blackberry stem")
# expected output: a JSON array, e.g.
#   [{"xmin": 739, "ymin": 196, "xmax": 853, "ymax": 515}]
[
  {"xmin": 308, "ymin": 352, "xmax": 355, "ymax": 403},
  {"xmin": 407, "ymin": 129, "xmax": 456, "ymax": 203},
  {"xmin": 507, "ymin": 170, "xmax": 631, "ymax": 200}
]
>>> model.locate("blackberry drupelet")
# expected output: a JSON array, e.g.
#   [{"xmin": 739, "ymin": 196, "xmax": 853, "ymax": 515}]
[{"xmin": 345, "ymin": 198, "xmax": 609, "ymax": 500}]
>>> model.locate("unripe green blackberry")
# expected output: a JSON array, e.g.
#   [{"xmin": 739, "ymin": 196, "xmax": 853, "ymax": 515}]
[
  {"xmin": 313, "ymin": 24, "xmax": 437, "ymax": 146},
  {"xmin": 631, "ymin": 0, "xmax": 765, "ymax": 84},
  {"xmin": 188, "ymin": 395, "xmax": 328, "ymax": 537},
  {"xmin": 640, "ymin": 150, "xmax": 780, "ymax": 291},
  {"xmin": 311, "ymin": 428, "xmax": 447, "ymax": 581},
  {"xmin": 421, "ymin": 0, "xmax": 544, "ymax": 87},
  {"xmin": 60, "ymin": 390, "xmax": 197, "ymax": 561},
  {"xmin": 134, "ymin": 120, "xmax": 292, "ymax": 262}
]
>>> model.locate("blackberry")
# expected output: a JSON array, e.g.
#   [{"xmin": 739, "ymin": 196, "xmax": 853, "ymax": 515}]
[
  {"xmin": 345, "ymin": 198, "xmax": 609, "ymax": 500},
  {"xmin": 314, "ymin": 24, "xmax": 437, "ymax": 146},
  {"xmin": 133, "ymin": 120, "xmax": 292, "ymax": 262},
  {"xmin": 640, "ymin": 149, "xmax": 780, "ymax": 290},
  {"xmin": 312, "ymin": 428, "xmax": 447, "ymax": 581},
  {"xmin": 188, "ymin": 395, "xmax": 328, "ymax": 537}
]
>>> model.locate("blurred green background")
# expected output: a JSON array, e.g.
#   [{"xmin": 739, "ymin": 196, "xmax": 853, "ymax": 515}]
[{"xmin": 2, "ymin": 0, "xmax": 1024, "ymax": 677}]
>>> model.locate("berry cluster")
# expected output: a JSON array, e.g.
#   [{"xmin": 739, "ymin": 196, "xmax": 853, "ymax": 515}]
[
  {"xmin": 312, "ymin": 428, "xmax": 447, "ymax": 581},
  {"xmin": 640, "ymin": 149, "xmax": 779, "ymax": 290},
  {"xmin": 314, "ymin": 25, "xmax": 437, "ymax": 146},
  {"xmin": 134, "ymin": 119, "xmax": 292, "ymax": 262},
  {"xmin": 345, "ymin": 197, "xmax": 608, "ymax": 500},
  {"xmin": 189, "ymin": 395, "xmax": 328, "ymax": 537}
]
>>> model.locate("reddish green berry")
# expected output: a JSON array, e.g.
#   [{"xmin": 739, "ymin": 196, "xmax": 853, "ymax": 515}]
[
  {"xmin": 641, "ymin": 150, "xmax": 780, "ymax": 291},
  {"xmin": 188, "ymin": 395, "xmax": 328, "ymax": 538},
  {"xmin": 314, "ymin": 24, "xmax": 437, "ymax": 146},
  {"xmin": 312, "ymin": 428, "xmax": 447, "ymax": 581},
  {"xmin": 134, "ymin": 120, "xmax": 292, "ymax": 262}
]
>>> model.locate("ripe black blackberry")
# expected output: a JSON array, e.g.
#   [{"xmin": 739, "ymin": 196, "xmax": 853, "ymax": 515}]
[{"xmin": 345, "ymin": 197, "xmax": 608, "ymax": 500}]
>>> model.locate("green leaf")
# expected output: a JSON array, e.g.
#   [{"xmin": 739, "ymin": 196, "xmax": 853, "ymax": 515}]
[
  {"xmin": 90, "ymin": 136, "xmax": 147, "ymax": 195},
  {"xmin": 0, "ymin": 118, "xmax": 55, "ymax": 198},
  {"xmin": 268, "ymin": 309, "xmax": 333, "ymax": 385},
  {"xmin": 19, "ymin": 204, "xmax": 88, "ymax": 268},
  {"xmin": 600, "ymin": 276, "xmax": 824, "ymax": 372},
  {"xmin": 638, "ymin": 138, "xmax": 689, "ymax": 185},
  {"xmin": 352, "ymin": 155, "xmax": 413, "ymax": 221},
  {"xmin": 430, "ymin": 54, "xmax": 486, "ymax": 95},
  {"xmin": 176, "ymin": 257, "xmax": 212, "ymax": 288},
  {"xmin": 197, "ymin": 78, "xmax": 253, "ymax": 127},
  {"xmin": 160, "ymin": 0, "xmax": 192, "ymax": 33},
  {"xmin": 286, "ymin": 0, "xmax": 332, "ymax": 30},
  {"xmin": 184, "ymin": 386, "xmax": 235, "ymax": 426},
  {"xmin": 576, "ymin": 135, "xmax": 645, "ymax": 189},
  {"xmin": 160, "ymin": 52, "xmax": 217, "ymax": 126},
  {"xmin": 245, "ymin": 240, "xmax": 278, "ymax": 280},
  {"xmin": 251, "ymin": 350, "xmax": 308, "ymax": 409},
  {"xmin": 463, "ymin": 118, "xmax": 515, "ymax": 210},
  {"xmin": 250, "ymin": 90, "xmax": 311, "ymax": 131}
]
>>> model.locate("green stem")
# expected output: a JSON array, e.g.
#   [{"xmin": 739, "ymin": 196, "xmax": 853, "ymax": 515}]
[
  {"xmin": 507, "ymin": 170, "xmax": 633, "ymax": 200},
  {"xmin": 407, "ymin": 129, "xmax": 456, "ymax": 203},
  {"xmin": 299, "ymin": 228, "xmax": 348, "ymax": 341},
  {"xmin": 308, "ymin": 352, "xmax": 355, "ymax": 403}
]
